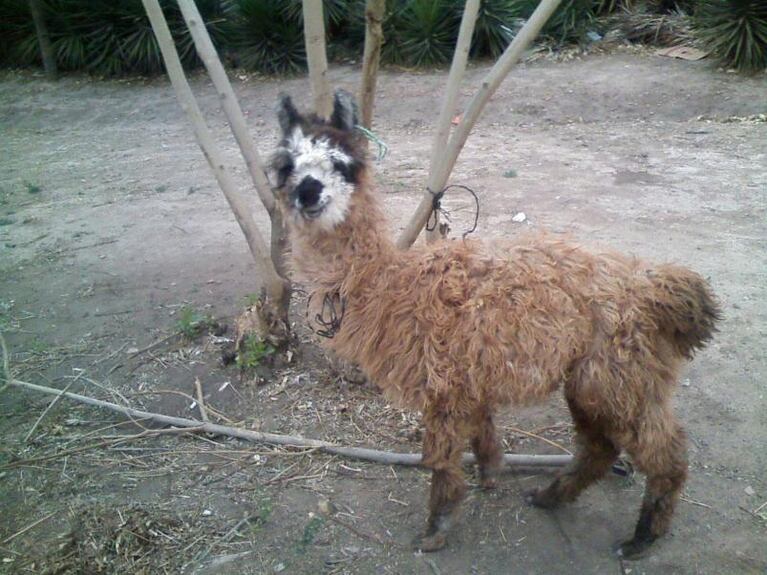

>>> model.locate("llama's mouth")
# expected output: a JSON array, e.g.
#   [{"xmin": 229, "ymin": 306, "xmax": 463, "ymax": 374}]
[
  {"xmin": 301, "ymin": 205, "xmax": 325, "ymax": 219},
  {"xmin": 300, "ymin": 197, "xmax": 330, "ymax": 220}
]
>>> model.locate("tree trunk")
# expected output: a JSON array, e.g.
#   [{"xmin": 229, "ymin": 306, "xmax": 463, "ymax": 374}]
[
  {"xmin": 142, "ymin": 0, "xmax": 289, "ymax": 344},
  {"xmin": 359, "ymin": 0, "xmax": 386, "ymax": 130},
  {"xmin": 302, "ymin": 0, "xmax": 332, "ymax": 118},
  {"xmin": 177, "ymin": 0, "xmax": 292, "ymax": 339},
  {"xmin": 424, "ymin": 0, "xmax": 479, "ymax": 242},
  {"xmin": 29, "ymin": 0, "xmax": 57, "ymax": 80},
  {"xmin": 397, "ymin": 0, "xmax": 563, "ymax": 249}
]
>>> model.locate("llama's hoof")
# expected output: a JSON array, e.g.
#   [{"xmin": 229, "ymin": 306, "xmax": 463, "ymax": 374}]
[
  {"xmin": 524, "ymin": 488, "xmax": 560, "ymax": 509},
  {"xmin": 412, "ymin": 531, "xmax": 447, "ymax": 552},
  {"xmin": 614, "ymin": 537, "xmax": 654, "ymax": 559}
]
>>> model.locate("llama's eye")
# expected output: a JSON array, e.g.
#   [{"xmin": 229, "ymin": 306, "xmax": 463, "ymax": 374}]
[{"xmin": 333, "ymin": 159, "xmax": 358, "ymax": 183}]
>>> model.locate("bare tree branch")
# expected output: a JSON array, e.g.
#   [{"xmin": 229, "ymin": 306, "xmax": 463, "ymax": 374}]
[
  {"xmin": 141, "ymin": 0, "xmax": 287, "ymax": 309},
  {"xmin": 359, "ymin": 0, "xmax": 386, "ymax": 130},
  {"xmin": 302, "ymin": 0, "xmax": 333, "ymax": 118},
  {"xmin": 424, "ymin": 0, "xmax": 480, "ymax": 242},
  {"xmin": 176, "ymin": 0, "xmax": 275, "ymax": 215},
  {"xmin": 28, "ymin": 0, "xmax": 57, "ymax": 80},
  {"xmin": 397, "ymin": 0, "xmax": 563, "ymax": 249},
  {"xmin": 7, "ymin": 378, "xmax": 572, "ymax": 468}
]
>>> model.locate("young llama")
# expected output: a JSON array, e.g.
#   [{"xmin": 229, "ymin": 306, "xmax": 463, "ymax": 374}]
[{"xmin": 270, "ymin": 90, "xmax": 720, "ymax": 557}]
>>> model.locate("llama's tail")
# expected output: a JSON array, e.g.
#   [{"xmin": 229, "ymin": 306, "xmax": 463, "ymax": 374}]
[{"xmin": 646, "ymin": 264, "xmax": 722, "ymax": 359}]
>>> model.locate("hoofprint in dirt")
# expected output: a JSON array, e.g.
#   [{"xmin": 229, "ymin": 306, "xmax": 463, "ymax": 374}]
[{"xmin": 0, "ymin": 51, "xmax": 765, "ymax": 574}]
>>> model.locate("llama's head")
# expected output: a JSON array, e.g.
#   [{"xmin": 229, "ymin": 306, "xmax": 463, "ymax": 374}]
[{"xmin": 271, "ymin": 90, "xmax": 367, "ymax": 232}]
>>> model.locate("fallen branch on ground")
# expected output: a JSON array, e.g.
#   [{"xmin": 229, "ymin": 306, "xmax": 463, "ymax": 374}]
[{"xmin": 7, "ymin": 379, "xmax": 572, "ymax": 468}]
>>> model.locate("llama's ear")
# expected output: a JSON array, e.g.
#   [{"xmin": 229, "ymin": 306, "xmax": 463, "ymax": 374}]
[
  {"xmin": 277, "ymin": 93, "xmax": 301, "ymax": 136},
  {"xmin": 330, "ymin": 89, "xmax": 358, "ymax": 132}
]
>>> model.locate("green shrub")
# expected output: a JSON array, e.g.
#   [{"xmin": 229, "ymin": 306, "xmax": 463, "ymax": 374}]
[
  {"xmin": 4, "ymin": 0, "xmax": 763, "ymax": 76},
  {"xmin": 175, "ymin": 305, "xmax": 215, "ymax": 339},
  {"xmin": 694, "ymin": 0, "xmax": 767, "ymax": 72},
  {"xmin": 224, "ymin": 0, "xmax": 307, "ymax": 74},
  {"xmin": 236, "ymin": 333, "xmax": 275, "ymax": 369},
  {"xmin": 384, "ymin": 0, "xmax": 460, "ymax": 66},
  {"xmin": 0, "ymin": 0, "xmax": 226, "ymax": 75},
  {"xmin": 466, "ymin": 0, "xmax": 523, "ymax": 58},
  {"xmin": 0, "ymin": 0, "xmax": 38, "ymax": 66}
]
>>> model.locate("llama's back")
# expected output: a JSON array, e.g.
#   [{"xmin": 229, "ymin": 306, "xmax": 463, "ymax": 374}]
[{"xmin": 436, "ymin": 237, "xmax": 598, "ymax": 406}]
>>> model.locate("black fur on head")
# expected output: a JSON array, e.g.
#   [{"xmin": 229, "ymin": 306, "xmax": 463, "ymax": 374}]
[{"xmin": 330, "ymin": 89, "xmax": 358, "ymax": 132}]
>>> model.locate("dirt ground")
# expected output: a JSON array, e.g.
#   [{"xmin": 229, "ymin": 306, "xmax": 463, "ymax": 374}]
[{"xmin": 1, "ymin": 50, "xmax": 766, "ymax": 574}]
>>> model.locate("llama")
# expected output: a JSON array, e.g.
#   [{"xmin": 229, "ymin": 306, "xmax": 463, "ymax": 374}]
[{"xmin": 270, "ymin": 90, "xmax": 721, "ymax": 557}]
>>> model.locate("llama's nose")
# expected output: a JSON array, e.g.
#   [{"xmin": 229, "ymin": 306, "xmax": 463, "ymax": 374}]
[{"xmin": 294, "ymin": 176, "xmax": 323, "ymax": 209}]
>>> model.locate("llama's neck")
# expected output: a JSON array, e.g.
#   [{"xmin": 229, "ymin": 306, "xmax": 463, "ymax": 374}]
[{"xmin": 289, "ymin": 183, "xmax": 396, "ymax": 294}]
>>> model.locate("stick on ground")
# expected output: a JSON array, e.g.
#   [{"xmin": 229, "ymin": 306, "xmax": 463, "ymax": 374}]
[
  {"xmin": 7, "ymin": 379, "xmax": 572, "ymax": 468},
  {"xmin": 194, "ymin": 377, "xmax": 210, "ymax": 423}
]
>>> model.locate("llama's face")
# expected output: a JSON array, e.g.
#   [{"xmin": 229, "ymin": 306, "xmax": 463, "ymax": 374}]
[{"xmin": 271, "ymin": 91, "xmax": 364, "ymax": 231}]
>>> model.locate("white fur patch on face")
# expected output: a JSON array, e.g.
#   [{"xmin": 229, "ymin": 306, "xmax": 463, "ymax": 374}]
[{"xmin": 285, "ymin": 128, "xmax": 355, "ymax": 230}]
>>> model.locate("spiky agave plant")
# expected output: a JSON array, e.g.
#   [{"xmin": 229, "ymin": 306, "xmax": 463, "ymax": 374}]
[
  {"xmin": 505, "ymin": 0, "xmax": 598, "ymax": 44},
  {"xmin": 224, "ymin": 0, "xmax": 306, "ymax": 74},
  {"xmin": 0, "ymin": 0, "xmax": 40, "ymax": 66},
  {"xmin": 0, "ymin": 0, "xmax": 225, "ymax": 76},
  {"xmin": 466, "ymin": 0, "xmax": 524, "ymax": 58},
  {"xmin": 695, "ymin": 0, "xmax": 767, "ymax": 72},
  {"xmin": 384, "ymin": 0, "xmax": 459, "ymax": 66}
]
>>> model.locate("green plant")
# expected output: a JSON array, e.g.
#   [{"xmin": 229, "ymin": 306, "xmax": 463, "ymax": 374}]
[
  {"xmin": 694, "ymin": 0, "xmax": 767, "ymax": 72},
  {"xmin": 299, "ymin": 514, "xmax": 325, "ymax": 551},
  {"xmin": 479, "ymin": 0, "xmax": 598, "ymax": 45},
  {"xmin": 224, "ymin": 0, "xmax": 307, "ymax": 74},
  {"xmin": 467, "ymin": 0, "xmax": 523, "ymax": 58},
  {"xmin": 384, "ymin": 0, "xmax": 459, "ymax": 66},
  {"xmin": 175, "ymin": 305, "xmax": 214, "ymax": 339},
  {"xmin": 23, "ymin": 180, "xmax": 42, "ymax": 194},
  {"xmin": 282, "ymin": 0, "xmax": 353, "ymax": 30},
  {"xmin": 1, "ymin": 0, "xmax": 226, "ymax": 76},
  {"xmin": 244, "ymin": 292, "xmax": 260, "ymax": 307},
  {"xmin": 236, "ymin": 333, "xmax": 275, "ymax": 369}
]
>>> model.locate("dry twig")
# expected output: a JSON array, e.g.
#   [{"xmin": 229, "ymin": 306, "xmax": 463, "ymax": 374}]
[
  {"xmin": 129, "ymin": 389, "xmax": 234, "ymax": 424},
  {"xmin": 0, "ymin": 332, "xmax": 10, "ymax": 393},
  {"xmin": 194, "ymin": 377, "xmax": 210, "ymax": 423},
  {"xmin": 24, "ymin": 373, "xmax": 83, "ymax": 442},
  {"xmin": 2, "ymin": 511, "xmax": 57, "ymax": 544},
  {"xmin": 506, "ymin": 424, "xmax": 573, "ymax": 455},
  {"xmin": 7, "ymin": 379, "xmax": 572, "ymax": 468}
]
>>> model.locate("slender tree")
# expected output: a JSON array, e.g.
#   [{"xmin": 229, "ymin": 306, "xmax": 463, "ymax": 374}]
[
  {"xmin": 142, "ymin": 0, "xmax": 289, "ymax": 344},
  {"xmin": 28, "ymin": 0, "xmax": 57, "ymax": 80},
  {"xmin": 359, "ymin": 0, "xmax": 386, "ymax": 130},
  {"xmin": 302, "ymin": 0, "xmax": 333, "ymax": 118},
  {"xmin": 398, "ymin": 0, "xmax": 563, "ymax": 248}
]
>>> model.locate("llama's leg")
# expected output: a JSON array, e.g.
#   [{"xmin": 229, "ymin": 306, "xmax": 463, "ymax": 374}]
[
  {"xmin": 617, "ymin": 414, "xmax": 687, "ymax": 558},
  {"xmin": 413, "ymin": 408, "xmax": 467, "ymax": 552},
  {"xmin": 528, "ymin": 399, "xmax": 619, "ymax": 509},
  {"xmin": 470, "ymin": 405, "xmax": 503, "ymax": 489}
]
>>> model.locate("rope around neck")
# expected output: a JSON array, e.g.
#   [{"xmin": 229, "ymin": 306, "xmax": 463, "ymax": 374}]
[{"xmin": 306, "ymin": 290, "xmax": 345, "ymax": 339}]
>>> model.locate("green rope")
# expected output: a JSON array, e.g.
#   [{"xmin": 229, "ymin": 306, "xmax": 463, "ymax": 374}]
[{"xmin": 354, "ymin": 125, "xmax": 389, "ymax": 162}]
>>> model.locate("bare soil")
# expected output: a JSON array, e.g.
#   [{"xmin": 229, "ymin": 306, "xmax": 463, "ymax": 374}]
[{"xmin": 1, "ymin": 50, "xmax": 765, "ymax": 574}]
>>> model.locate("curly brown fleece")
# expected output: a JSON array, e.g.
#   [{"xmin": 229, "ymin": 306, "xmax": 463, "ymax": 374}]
[{"xmin": 276, "ymin": 96, "xmax": 721, "ymax": 557}]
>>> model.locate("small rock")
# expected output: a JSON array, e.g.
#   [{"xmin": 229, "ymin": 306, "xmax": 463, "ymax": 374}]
[
  {"xmin": 744, "ymin": 486, "xmax": 756, "ymax": 496},
  {"xmin": 274, "ymin": 563, "xmax": 285, "ymax": 573},
  {"xmin": 511, "ymin": 212, "xmax": 527, "ymax": 223},
  {"xmin": 682, "ymin": 379, "xmax": 691, "ymax": 387},
  {"xmin": 202, "ymin": 509, "xmax": 212, "ymax": 516}
]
